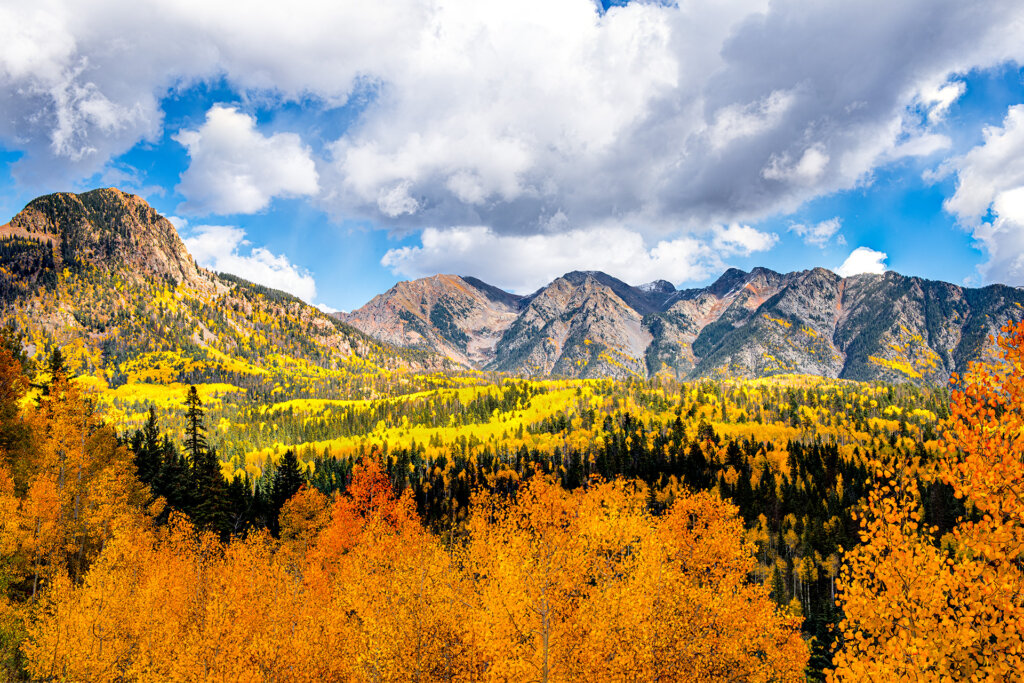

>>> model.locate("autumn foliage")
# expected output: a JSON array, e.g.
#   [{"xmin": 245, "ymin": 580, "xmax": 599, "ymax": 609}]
[
  {"xmin": 831, "ymin": 319, "xmax": 1024, "ymax": 680},
  {"xmin": 22, "ymin": 318, "xmax": 1024, "ymax": 678},
  {"xmin": 18, "ymin": 459, "xmax": 807, "ymax": 681}
]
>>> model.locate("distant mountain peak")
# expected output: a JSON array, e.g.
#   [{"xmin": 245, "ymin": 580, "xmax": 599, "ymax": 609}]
[
  {"xmin": 1, "ymin": 187, "xmax": 210, "ymax": 290},
  {"xmin": 0, "ymin": 187, "xmax": 443, "ymax": 386},
  {"xmin": 637, "ymin": 279, "xmax": 676, "ymax": 294}
]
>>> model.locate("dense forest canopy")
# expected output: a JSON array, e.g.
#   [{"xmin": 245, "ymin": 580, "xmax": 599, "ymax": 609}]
[{"xmin": 0, "ymin": 321, "xmax": 1022, "ymax": 680}]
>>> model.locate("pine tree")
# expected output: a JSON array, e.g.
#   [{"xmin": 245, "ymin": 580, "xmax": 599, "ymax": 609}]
[
  {"xmin": 35, "ymin": 347, "xmax": 71, "ymax": 397},
  {"xmin": 179, "ymin": 385, "xmax": 229, "ymax": 535},
  {"xmin": 183, "ymin": 386, "xmax": 207, "ymax": 464},
  {"xmin": 154, "ymin": 441, "xmax": 190, "ymax": 519},
  {"xmin": 131, "ymin": 407, "xmax": 163, "ymax": 486},
  {"xmin": 271, "ymin": 449, "xmax": 306, "ymax": 535},
  {"xmin": 770, "ymin": 564, "xmax": 788, "ymax": 606},
  {"xmin": 190, "ymin": 444, "xmax": 230, "ymax": 536}
]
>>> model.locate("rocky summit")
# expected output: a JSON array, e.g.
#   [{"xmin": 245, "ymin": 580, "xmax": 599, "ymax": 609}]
[{"xmin": 342, "ymin": 266, "xmax": 1024, "ymax": 383}]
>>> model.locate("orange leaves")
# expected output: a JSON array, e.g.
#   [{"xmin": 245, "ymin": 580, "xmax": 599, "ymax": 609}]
[
  {"xmin": 457, "ymin": 476, "xmax": 807, "ymax": 681},
  {"xmin": 22, "ymin": 470, "xmax": 809, "ymax": 681},
  {"xmin": 832, "ymin": 319, "xmax": 1024, "ymax": 681}
]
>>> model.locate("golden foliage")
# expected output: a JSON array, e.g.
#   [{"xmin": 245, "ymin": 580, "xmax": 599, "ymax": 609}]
[
  {"xmin": 831, "ymin": 319, "xmax": 1024, "ymax": 680},
  {"xmin": 24, "ymin": 465, "xmax": 808, "ymax": 681}
]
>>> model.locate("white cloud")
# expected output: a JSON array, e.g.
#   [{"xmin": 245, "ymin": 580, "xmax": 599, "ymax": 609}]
[
  {"xmin": 762, "ymin": 145, "xmax": 830, "ymax": 187},
  {"xmin": 940, "ymin": 105, "xmax": 1024, "ymax": 285},
  {"xmin": 711, "ymin": 223, "xmax": 779, "ymax": 256},
  {"xmin": 381, "ymin": 223, "xmax": 777, "ymax": 293},
  {"xmin": 709, "ymin": 90, "xmax": 796, "ymax": 151},
  {"xmin": 836, "ymin": 246, "xmax": 888, "ymax": 277},
  {"xmin": 173, "ymin": 105, "xmax": 319, "ymax": 215},
  {"xmin": 789, "ymin": 217, "xmax": 844, "ymax": 248},
  {"xmin": 920, "ymin": 80, "xmax": 966, "ymax": 124},
  {"xmin": 1, "ymin": 0, "xmax": 1024, "ymax": 235},
  {"xmin": 183, "ymin": 224, "xmax": 318, "ymax": 302}
]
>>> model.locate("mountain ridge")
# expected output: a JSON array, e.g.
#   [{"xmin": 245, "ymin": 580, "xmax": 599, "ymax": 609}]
[
  {"xmin": 0, "ymin": 188, "xmax": 450, "ymax": 397},
  {"xmin": 341, "ymin": 266, "xmax": 1024, "ymax": 383},
  {"xmin": 3, "ymin": 187, "xmax": 1021, "ymax": 387}
]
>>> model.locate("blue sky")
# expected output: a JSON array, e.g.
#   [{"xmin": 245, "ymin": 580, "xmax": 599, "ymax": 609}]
[{"xmin": 2, "ymin": 1, "xmax": 1024, "ymax": 311}]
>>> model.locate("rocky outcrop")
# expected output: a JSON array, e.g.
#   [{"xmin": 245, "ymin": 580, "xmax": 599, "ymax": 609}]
[
  {"xmin": 0, "ymin": 188, "xmax": 440, "ymax": 382},
  {"xmin": 1, "ymin": 188, "xmax": 213, "ymax": 291}
]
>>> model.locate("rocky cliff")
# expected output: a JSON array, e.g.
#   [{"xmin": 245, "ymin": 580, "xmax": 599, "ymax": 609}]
[{"xmin": 0, "ymin": 189, "xmax": 442, "ymax": 390}]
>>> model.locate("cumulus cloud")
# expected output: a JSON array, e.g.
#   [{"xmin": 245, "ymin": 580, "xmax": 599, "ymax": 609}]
[
  {"xmin": 939, "ymin": 105, "xmax": 1024, "ymax": 285},
  {"xmin": 836, "ymin": 246, "xmax": 888, "ymax": 277},
  {"xmin": 711, "ymin": 223, "xmax": 779, "ymax": 256},
  {"xmin": 1, "ymin": 0, "xmax": 1021, "ymax": 233},
  {"xmin": 183, "ymin": 224, "xmax": 318, "ymax": 302},
  {"xmin": 174, "ymin": 105, "xmax": 319, "ymax": 215},
  {"xmin": 381, "ymin": 223, "xmax": 777, "ymax": 293},
  {"xmin": 789, "ymin": 217, "xmax": 845, "ymax": 248}
]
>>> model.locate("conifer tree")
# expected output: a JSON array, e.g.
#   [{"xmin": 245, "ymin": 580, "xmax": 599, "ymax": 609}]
[
  {"xmin": 130, "ymin": 406, "xmax": 163, "ymax": 486},
  {"xmin": 34, "ymin": 347, "xmax": 70, "ymax": 398},
  {"xmin": 183, "ymin": 385, "xmax": 207, "ymax": 464},
  {"xmin": 271, "ymin": 449, "xmax": 306, "ymax": 535},
  {"xmin": 190, "ymin": 444, "xmax": 230, "ymax": 536}
]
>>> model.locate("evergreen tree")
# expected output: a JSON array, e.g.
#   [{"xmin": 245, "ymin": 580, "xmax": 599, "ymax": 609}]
[
  {"xmin": 271, "ymin": 449, "xmax": 306, "ymax": 535},
  {"xmin": 183, "ymin": 385, "xmax": 207, "ymax": 464},
  {"xmin": 770, "ymin": 564, "xmax": 788, "ymax": 606},
  {"xmin": 154, "ymin": 441, "xmax": 190, "ymax": 519},
  {"xmin": 178, "ymin": 385, "xmax": 230, "ymax": 535},
  {"xmin": 130, "ymin": 406, "xmax": 163, "ymax": 486},
  {"xmin": 35, "ymin": 347, "xmax": 71, "ymax": 397},
  {"xmin": 190, "ymin": 444, "xmax": 231, "ymax": 536}
]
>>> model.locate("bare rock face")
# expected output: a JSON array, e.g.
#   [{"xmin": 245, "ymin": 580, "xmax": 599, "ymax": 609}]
[
  {"xmin": 487, "ymin": 273, "xmax": 654, "ymax": 379},
  {"xmin": 337, "ymin": 274, "xmax": 523, "ymax": 366},
  {"xmin": 9, "ymin": 188, "xmax": 1020, "ymax": 385},
  {"xmin": 0, "ymin": 188, "xmax": 437, "ymax": 381},
  {"xmin": 345, "ymin": 265, "xmax": 1024, "ymax": 383}
]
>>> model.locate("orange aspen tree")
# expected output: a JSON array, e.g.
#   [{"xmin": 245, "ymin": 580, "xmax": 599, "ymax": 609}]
[
  {"xmin": 459, "ymin": 476, "xmax": 808, "ymax": 681},
  {"xmin": 301, "ymin": 459, "xmax": 470, "ymax": 682},
  {"xmin": 831, "ymin": 319, "xmax": 1024, "ymax": 680}
]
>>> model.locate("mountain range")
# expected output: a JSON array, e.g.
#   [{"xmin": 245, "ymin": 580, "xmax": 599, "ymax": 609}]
[
  {"xmin": 339, "ymin": 265, "xmax": 1024, "ymax": 384},
  {"xmin": 1, "ymin": 188, "xmax": 1021, "ymax": 388}
]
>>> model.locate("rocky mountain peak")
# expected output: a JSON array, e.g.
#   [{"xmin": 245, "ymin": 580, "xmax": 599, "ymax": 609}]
[
  {"xmin": 345, "ymin": 266, "xmax": 1024, "ymax": 383},
  {"xmin": 637, "ymin": 279, "xmax": 676, "ymax": 295},
  {"xmin": 707, "ymin": 267, "xmax": 750, "ymax": 297},
  {"xmin": 1, "ymin": 188, "xmax": 210, "ymax": 289},
  {"xmin": 340, "ymin": 273, "xmax": 521, "ymax": 366}
]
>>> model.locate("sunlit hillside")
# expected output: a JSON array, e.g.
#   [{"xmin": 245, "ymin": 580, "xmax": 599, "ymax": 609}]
[{"xmin": 2, "ymin": 189, "xmax": 1023, "ymax": 681}]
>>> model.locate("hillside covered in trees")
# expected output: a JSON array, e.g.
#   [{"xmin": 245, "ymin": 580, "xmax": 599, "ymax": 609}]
[
  {"xmin": 0, "ymin": 319, "xmax": 1022, "ymax": 679},
  {"xmin": 0, "ymin": 189, "xmax": 1023, "ymax": 680}
]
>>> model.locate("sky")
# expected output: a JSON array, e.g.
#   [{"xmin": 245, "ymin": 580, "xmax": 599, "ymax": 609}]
[{"xmin": 1, "ymin": 0, "xmax": 1024, "ymax": 312}]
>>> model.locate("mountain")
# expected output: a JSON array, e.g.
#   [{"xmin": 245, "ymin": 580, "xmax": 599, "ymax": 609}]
[
  {"xmin": 338, "ymin": 274, "xmax": 522, "ymax": 366},
  {"xmin": 343, "ymin": 266, "xmax": 1024, "ymax": 383},
  {"xmin": 0, "ymin": 189, "xmax": 445, "ymax": 398},
  {"xmin": 5, "ymin": 188, "xmax": 1021, "ymax": 388}
]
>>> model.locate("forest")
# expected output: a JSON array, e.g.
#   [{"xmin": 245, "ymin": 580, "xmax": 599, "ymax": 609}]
[{"xmin": 0, "ymin": 321, "xmax": 1022, "ymax": 680}]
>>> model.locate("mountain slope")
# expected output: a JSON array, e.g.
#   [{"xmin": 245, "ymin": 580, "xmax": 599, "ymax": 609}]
[
  {"xmin": 0, "ymin": 189, "xmax": 446, "ymax": 398},
  {"xmin": 344, "ymin": 266, "xmax": 1024, "ymax": 383},
  {"xmin": 337, "ymin": 274, "xmax": 522, "ymax": 366}
]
